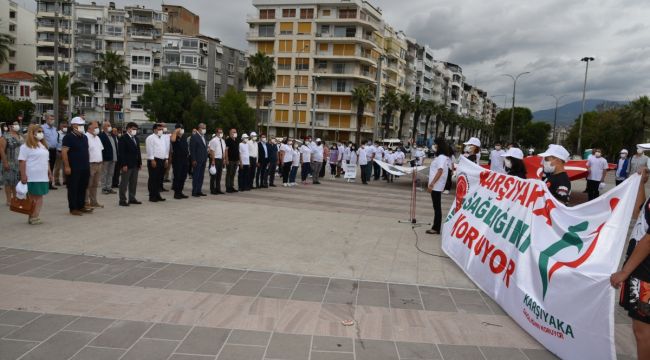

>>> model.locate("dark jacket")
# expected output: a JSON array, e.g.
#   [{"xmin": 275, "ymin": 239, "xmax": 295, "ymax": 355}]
[
  {"xmin": 190, "ymin": 133, "xmax": 208, "ymax": 163},
  {"xmin": 258, "ymin": 142, "xmax": 269, "ymax": 162},
  {"xmin": 267, "ymin": 143, "xmax": 278, "ymax": 163},
  {"xmin": 98, "ymin": 131, "xmax": 118, "ymax": 162},
  {"xmin": 118, "ymin": 134, "xmax": 142, "ymax": 169}
]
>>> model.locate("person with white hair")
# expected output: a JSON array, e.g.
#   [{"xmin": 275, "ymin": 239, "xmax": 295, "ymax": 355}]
[
  {"xmin": 248, "ymin": 131, "xmax": 259, "ymax": 189},
  {"xmin": 238, "ymin": 133, "xmax": 251, "ymax": 191},
  {"xmin": 463, "ymin": 137, "xmax": 481, "ymax": 164},
  {"xmin": 615, "ymin": 149, "xmax": 631, "ymax": 186},
  {"xmin": 538, "ymin": 144, "xmax": 572, "ymax": 205}
]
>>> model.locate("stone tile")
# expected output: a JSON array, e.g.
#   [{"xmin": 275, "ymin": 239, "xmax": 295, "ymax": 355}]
[
  {"xmin": 70, "ymin": 347, "xmax": 125, "ymax": 360},
  {"xmin": 437, "ymin": 345, "xmax": 485, "ymax": 360},
  {"xmin": 310, "ymin": 352, "xmax": 355, "ymax": 360},
  {"xmin": 0, "ymin": 324, "xmax": 19, "ymax": 338},
  {"xmin": 291, "ymin": 284, "xmax": 327, "ymax": 302},
  {"xmin": 34, "ymin": 252, "xmax": 72, "ymax": 262},
  {"xmin": 137, "ymin": 261, "xmax": 169, "ymax": 269},
  {"xmin": 357, "ymin": 288, "xmax": 390, "ymax": 307},
  {"xmin": 149, "ymin": 264, "xmax": 194, "ymax": 281},
  {"xmin": 358, "ymin": 281, "xmax": 388, "ymax": 290},
  {"xmin": 267, "ymin": 274, "xmax": 300, "ymax": 289},
  {"xmin": 389, "ymin": 284, "xmax": 423, "ymax": 310},
  {"xmin": 242, "ymin": 271, "xmax": 273, "ymax": 282},
  {"xmin": 40, "ymin": 255, "xmax": 92, "ymax": 271},
  {"xmin": 176, "ymin": 326, "xmax": 230, "ymax": 355},
  {"xmin": 521, "ymin": 349, "xmax": 560, "ymax": 360},
  {"xmin": 448, "ymin": 289, "xmax": 492, "ymax": 315},
  {"xmin": 20, "ymin": 331, "xmax": 94, "ymax": 360},
  {"xmin": 299, "ymin": 276, "xmax": 330, "ymax": 286},
  {"xmin": 480, "ymin": 346, "xmax": 527, "ymax": 360},
  {"xmin": 121, "ymin": 338, "xmax": 179, "ymax": 360},
  {"xmin": 479, "ymin": 292, "xmax": 506, "ymax": 316},
  {"xmin": 134, "ymin": 278, "xmax": 171, "ymax": 289},
  {"xmin": 227, "ymin": 279, "xmax": 265, "ymax": 297},
  {"xmin": 0, "ymin": 339, "xmax": 38, "ymax": 360},
  {"xmin": 196, "ymin": 281, "xmax": 232, "ymax": 294},
  {"xmin": 169, "ymin": 355, "xmax": 213, "ymax": 360},
  {"xmin": 227, "ymin": 330, "xmax": 270, "ymax": 347},
  {"xmin": 65, "ymin": 317, "xmax": 115, "ymax": 333},
  {"xmin": 312, "ymin": 336, "xmax": 353, "ymax": 352},
  {"xmin": 48, "ymin": 262, "xmax": 105, "ymax": 281},
  {"xmin": 84, "ymin": 256, "xmax": 124, "ymax": 265},
  {"xmin": 90, "ymin": 320, "xmax": 152, "ymax": 349},
  {"xmin": 209, "ymin": 269, "xmax": 246, "ymax": 283},
  {"xmin": 165, "ymin": 269, "xmax": 215, "ymax": 291},
  {"xmin": 354, "ymin": 339, "xmax": 399, "ymax": 360},
  {"xmin": 144, "ymin": 323, "xmax": 191, "ymax": 340},
  {"xmin": 18, "ymin": 268, "xmax": 56, "ymax": 278},
  {"xmin": 259, "ymin": 286, "xmax": 293, "ymax": 299},
  {"xmin": 327, "ymin": 279, "xmax": 358, "ymax": 292},
  {"xmin": 418, "ymin": 286, "xmax": 457, "ymax": 312},
  {"xmin": 266, "ymin": 333, "xmax": 311, "ymax": 360},
  {"xmin": 0, "ymin": 259, "xmax": 50, "ymax": 275},
  {"xmin": 104, "ymin": 267, "xmax": 158, "ymax": 286},
  {"xmin": 217, "ymin": 344, "xmax": 265, "ymax": 360},
  {"xmin": 0, "ymin": 311, "xmax": 41, "ymax": 326},
  {"xmin": 395, "ymin": 342, "xmax": 440, "ymax": 359},
  {"xmin": 6, "ymin": 314, "xmax": 77, "ymax": 341},
  {"xmin": 75, "ymin": 273, "xmax": 116, "ymax": 283}
]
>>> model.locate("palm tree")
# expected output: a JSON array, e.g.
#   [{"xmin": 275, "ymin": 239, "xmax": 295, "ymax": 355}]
[
  {"xmin": 397, "ymin": 92, "xmax": 413, "ymax": 141},
  {"xmin": 434, "ymin": 104, "xmax": 447, "ymax": 139},
  {"xmin": 93, "ymin": 51, "xmax": 129, "ymax": 124},
  {"xmin": 32, "ymin": 70, "xmax": 92, "ymax": 121},
  {"xmin": 380, "ymin": 89, "xmax": 399, "ymax": 139},
  {"xmin": 245, "ymin": 52, "xmax": 276, "ymax": 133},
  {"xmin": 0, "ymin": 34, "xmax": 12, "ymax": 66},
  {"xmin": 410, "ymin": 97, "xmax": 426, "ymax": 145},
  {"xmin": 351, "ymin": 85, "xmax": 374, "ymax": 143},
  {"xmin": 422, "ymin": 101, "xmax": 439, "ymax": 144}
]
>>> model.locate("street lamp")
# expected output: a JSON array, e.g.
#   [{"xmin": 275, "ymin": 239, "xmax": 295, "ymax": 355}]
[
  {"xmin": 502, "ymin": 72, "xmax": 530, "ymax": 143},
  {"xmin": 374, "ymin": 55, "xmax": 385, "ymax": 141},
  {"xmin": 265, "ymin": 99, "xmax": 275, "ymax": 137},
  {"xmin": 577, "ymin": 57, "xmax": 595, "ymax": 157},
  {"xmin": 548, "ymin": 94, "xmax": 568, "ymax": 144},
  {"xmin": 311, "ymin": 75, "xmax": 319, "ymax": 138}
]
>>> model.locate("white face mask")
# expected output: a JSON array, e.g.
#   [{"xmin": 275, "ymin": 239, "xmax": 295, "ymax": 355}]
[
  {"xmin": 35, "ymin": 132, "xmax": 44, "ymax": 140},
  {"xmin": 464, "ymin": 146, "xmax": 471, "ymax": 153},
  {"xmin": 201, "ymin": 129, "xmax": 206, "ymax": 135},
  {"xmin": 594, "ymin": 152, "xmax": 601, "ymax": 158},
  {"xmin": 12, "ymin": 124, "xmax": 20, "ymax": 132},
  {"xmin": 163, "ymin": 128, "xmax": 168, "ymax": 134},
  {"xmin": 242, "ymin": 138, "xmax": 248, "ymax": 143},
  {"xmin": 76, "ymin": 126, "xmax": 85, "ymax": 134},
  {"xmin": 252, "ymin": 136, "xmax": 257, "ymax": 141},
  {"xmin": 261, "ymin": 137, "xmax": 267, "ymax": 143},
  {"xmin": 179, "ymin": 129, "xmax": 185, "ymax": 135},
  {"xmin": 62, "ymin": 127, "xmax": 68, "ymax": 133},
  {"xmin": 232, "ymin": 133, "xmax": 237, "ymax": 139},
  {"xmin": 93, "ymin": 128, "xmax": 100, "ymax": 135},
  {"xmin": 495, "ymin": 146, "xmax": 502, "ymax": 150},
  {"xmin": 638, "ymin": 148, "xmax": 644, "ymax": 155},
  {"xmin": 620, "ymin": 153, "xmax": 627, "ymax": 158},
  {"xmin": 157, "ymin": 130, "xmax": 163, "ymax": 137},
  {"xmin": 504, "ymin": 159, "xmax": 512, "ymax": 169},
  {"xmin": 130, "ymin": 129, "xmax": 137, "ymax": 136},
  {"xmin": 543, "ymin": 161, "xmax": 556, "ymax": 174},
  {"xmin": 107, "ymin": 126, "xmax": 112, "ymax": 132}
]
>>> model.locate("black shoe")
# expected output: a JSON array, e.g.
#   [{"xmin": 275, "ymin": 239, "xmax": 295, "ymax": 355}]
[
  {"xmin": 149, "ymin": 198, "xmax": 159, "ymax": 203},
  {"xmin": 157, "ymin": 197, "xmax": 166, "ymax": 201},
  {"xmin": 111, "ymin": 185, "xmax": 119, "ymax": 188},
  {"xmin": 269, "ymin": 184, "xmax": 276, "ymax": 187},
  {"xmin": 210, "ymin": 191, "xmax": 218, "ymax": 195},
  {"xmin": 226, "ymin": 189, "xmax": 233, "ymax": 193},
  {"xmin": 174, "ymin": 194, "xmax": 184, "ymax": 199},
  {"xmin": 232, "ymin": 189, "xmax": 239, "ymax": 192},
  {"xmin": 192, "ymin": 194, "xmax": 201, "ymax": 197},
  {"xmin": 129, "ymin": 200, "xmax": 142, "ymax": 205},
  {"xmin": 119, "ymin": 201, "xmax": 130, "ymax": 207},
  {"xmin": 216, "ymin": 191, "xmax": 225, "ymax": 194},
  {"xmin": 199, "ymin": 193, "xmax": 207, "ymax": 196},
  {"xmin": 313, "ymin": 181, "xmax": 321, "ymax": 185},
  {"xmin": 160, "ymin": 187, "xmax": 169, "ymax": 192}
]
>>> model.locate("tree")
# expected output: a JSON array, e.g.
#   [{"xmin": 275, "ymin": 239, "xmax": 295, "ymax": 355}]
[
  {"xmin": 628, "ymin": 96, "xmax": 650, "ymax": 142},
  {"xmin": 12, "ymin": 100, "xmax": 35, "ymax": 123},
  {"xmin": 434, "ymin": 104, "xmax": 447, "ymax": 138},
  {"xmin": 0, "ymin": 95, "xmax": 14, "ymax": 123},
  {"xmin": 380, "ymin": 89, "xmax": 399, "ymax": 139},
  {"xmin": 245, "ymin": 52, "xmax": 275, "ymax": 133},
  {"xmin": 93, "ymin": 51, "xmax": 129, "ymax": 124},
  {"xmin": 422, "ymin": 101, "xmax": 440, "ymax": 143},
  {"xmin": 215, "ymin": 89, "xmax": 256, "ymax": 133},
  {"xmin": 410, "ymin": 97, "xmax": 425, "ymax": 144},
  {"xmin": 521, "ymin": 122, "xmax": 551, "ymax": 151},
  {"xmin": 0, "ymin": 34, "xmax": 12, "ymax": 66},
  {"xmin": 139, "ymin": 71, "xmax": 202, "ymax": 129},
  {"xmin": 397, "ymin": 92, "xmax": 413, "ymax": 140},
  {"xmin": 493, "ymin": 107, "xmax": 534, "ymax": 143},
  {"xmin": 31, "ymin": 70, "xmax": 91, "ymax": 121},
  {"xmin": 351, "ymin": 85, "xmax": 374, "ymax": 143},
  {"xmin": 185, "ymin": 97, "xmax": 216, "ymax": 130}
]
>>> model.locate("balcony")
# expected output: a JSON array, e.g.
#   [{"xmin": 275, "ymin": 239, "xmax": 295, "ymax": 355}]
[
  {"xmin": 130, "ymin": 15, "xmax": 153, "ymax": 25},
  {"xmin": 246, "ymin": 14, "xmax": 276, "ymax": 23},
  {"xmin": 129, "ymin": 30, "xmax": 155, "ymax": 40},
  {"xmin": 315, "ymin": 14, "xmax": 380, "ymax": 32},
  {"xmin": 314, "ymin": 50, "xmax": 376, "ymax": 66},
  {"xmin": 246, "ymin": 30, "xmax": 275, "ymax": 40}
]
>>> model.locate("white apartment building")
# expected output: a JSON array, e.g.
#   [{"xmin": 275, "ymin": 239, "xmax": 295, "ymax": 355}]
[
  {"xmin": 162, "ymin": 33, "xmax": 209, "ymax": 99},
  {"xmin": 0, "ymin": 0, "xmax": 35, "ymax": 73}
]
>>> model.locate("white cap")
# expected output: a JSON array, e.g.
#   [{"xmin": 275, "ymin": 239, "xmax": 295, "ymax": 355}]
[
  {"xmin": 315, "ymin": 138, "xmax": 322, "ymax": 142},
  {"xmin": 250, "ymin": 131, "xmax": 257, "ymax": 137},
  {"xmin": 620, "ymin": 149, "xmax": 628, "ymax": 154},
  {"xmin": 241, "ymin": 133, "xmax": 249, "ymax": 139},
  {"xmin": 70, "ymin": 117, "xmax": 85, "ymax": 125},
  {"xmin": 463, "ymin": 137, "xmax": 481, "ymax": 148},
  {"xmin": 500, "ymin": 147, "xmax": 524, "ymax": 160},
  {"xmin": 637, "ymin": 144, "xmax": 650, "ymax": 150},
  {"xmin": 539, "ymin": 144, "xmax": 570, "ymax": 162}
]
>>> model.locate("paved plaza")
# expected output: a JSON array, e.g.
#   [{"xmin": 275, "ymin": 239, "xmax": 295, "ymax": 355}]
[{"xmin": 0, "ymin": 169, "xmax": 639, "ymax": 360}]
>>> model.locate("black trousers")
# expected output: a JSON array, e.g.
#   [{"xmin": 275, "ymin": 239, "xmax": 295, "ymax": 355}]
[
  {"xmin": 148, "ymin": 158, "xmax": 164, "ymax": 200},
  {"xmin": 257, "ymin": 160, "xmax": 269, "ymax": 187},
  {"xmin": 320, "ymin": 160, "xmax": 326, "ymax": 178},
  {"xmin": 210, "ymin": 159, "xmax": 223, "ymax": 194},
  {"xmin": 226, "ymin": 162, "xmax": 238, "ymax": 191},
  {"xmin": 112, "ymin": 161, "xmax": 120, "ymax": 187},
  {"xmin": 373, "ymin": 162, "xmax": 381, "ymax": 180},
  {"xmin": 238, "ymin": 164, "xmax": 250, "ymax": 190},
  {"xmin": 586, "ymin": 179, "xmax": 600, "ymax": 201},
  {"xmin": 268, "ymin": 161, "xmax": 277, "ymax": 185},
  {"xmin": 48, "ymin": 148, "xmax": 57, "ymax": 185},
  {"xmin": 431, "ymin": 190, "xmax": 442, "ymax": 232},
  {"xmin": 248, "ymin": 157, "xmax": 257, "ymax": 189},
  {"xmin": 66, "ymin": 167, "xmax": 89, "ymax": 211},
  {"xmin": 445, "ymin": 169, "xmax": 452, "ymax": 191},
  {"xmin": 172, "ymin": 158, "xmax": 189, "ymax": 195},
  {"xmin": 119, "ymin": 167, "xmax": 139, "ymax": 203},
  {"xmin": 192, "ymin": 159, "xmax": 206, "ymax": 195},
  {"xmin": 281, "ymin": 162, "xmax": 291, "ymax": 183},
  {"xmin": 615, "ymin": 179, "xmax": 624, "ymax": 186},
  {"xmin": 360, "ymin": 164, "xmax": 368, "ymax": 184}
]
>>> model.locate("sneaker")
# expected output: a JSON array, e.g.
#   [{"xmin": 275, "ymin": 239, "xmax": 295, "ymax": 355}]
[
  {"xmin": 28, "ymin": 217, "xmax": 43, "ymax": 225},
  {"xmin": 443, "ymin": 190, "xmax": 450, "ymax": 195},
  {"xmin": 283, "ymin": 183, "xmax": 288, "ymax": 187},
  {"xmin": 290, "ymin": 183, "xmax": 296, "ymax": 187}
]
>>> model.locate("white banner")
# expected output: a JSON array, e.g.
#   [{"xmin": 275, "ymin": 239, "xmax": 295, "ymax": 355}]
[
  {"xmin": 442, "ymin": 157, "xmax": 640, "ymax": 360},
  {"xmin": 374, "ymin": 159, "xmax": 427, "ymax": 176},
  {"xmin": 344, "ymin": 164, "xmax": 357, "ymax": 179}
]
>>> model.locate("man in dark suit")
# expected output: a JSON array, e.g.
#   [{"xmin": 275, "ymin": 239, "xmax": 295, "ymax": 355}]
[
  {"xmin": 98, "ymin": 121, "xmax": 119, "ymax": 194},
  {"xmin": 190, "ymin": 122, "xmax": 208, "ymax": 197},
  {"xmin": 267, "ymin": 138, "xmax": 279, "ymax": 187},
  {"xmin": 256, "ymin": 134, "xmax": 269, "ymax": 188},
  {"xmin": 117, "ymin": 122, "xmax": 142, "ymax": 206}
]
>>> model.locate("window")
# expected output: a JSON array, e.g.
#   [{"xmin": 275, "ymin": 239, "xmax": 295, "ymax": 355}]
[
  {"xmin": 275, "ymin": 109, "xmax": 289, "ymax": 123},
  {"xmin": 300, "ymin": 8, "xmax": 314, "ymax": 19},
  {"xmin": 279, "ymin": 22, "xmax": 293, "ymax": 35},
  {"xmin": 131, "ymin": 101, "xmax": 143, "ymax": 109},
  {"xmin": 182, "ymin": 55, "xmax": 197, "ymax": 65},
  {"xmin": 131, "ymin": 84, "xmax": 145, "ymax": 94},
  {"xmin": 19, "ymin": 85, "xmax": 30, "ymax": 97},
  {"xmin": 316, "ymin": 60, "xmax": 327, "ymax": 69},
  {"xmin": 333, "ymin": 63, "xmax": 346, "ymax": 74},
  {"xmin": 296, "ymin": 40, "xmax": 310, "ymax": 52},
  {"xmin": 294, "ymin": 93, "xmax": 307, "ymax": 104},
  {"xmin": 276, "ymin": 75, "xmax": 290, "ymax": 88},
  {"xmin": 295, "ymin": 110, "xmax": 307, "ymax": 124},
  {"xmin": 276, "ymin": 92, "xmax": 290, "ymax": 105},
  {"xmin": 345, "ymin": 27, "xmax": 356, "ymax": 37},
  {"xmin": 105, "ymin": 25, "xmax": 122, "ymax": 36},
  {"xmin": 295, "ymin": 58, "xmax": 309, "ymax": 71},
  {"xmin": 297, "ymin": 22, "xmax": 311, "ymax": 35},
  {"xmin": 260, "ymin": 9, "xmax": 275, "ymax": 19},
  {"xmin": 320, "ymin": 25, "xmax": 330, "ymax": 34},
  {"xmin": 333, "ymin": 44, "xmax": 356, "ymax": 56},
  {"xmin": 277, "ymin": 58, "xmax": 291, "ymax": 70},
  {"xmin": 278, "ymin": 40, "xmax": 292, "ymax": 52},
  {"xmin": 8, "ymin": 64, "xmax": 14, "ymax": 71},
  {"xmin": 131, "ymin": 55, "xmax": 151, "ymax": 65},
  {"xmin": 8, "ymin": 24, "xmax": 15, "ymax": 32},
  {"xmin": 182, "ymin": 39, "xmax": 198, "ymax": 48},
  {"xmin": 258, "ymin": 24, "xmax": 275, "ymax": 37},
  {"xmin": 339, "ymin": 9, "xmax": 357, "ymax": 19},
  {"xmin": 258, "ymin": 41, "xmax": 274, "ymax": 54},
  {"xmin": 336, "ymin": 80, "xmax": 346, "ymax": 92},
  {"xmin": 295, "ymin": 75, "xmax": 308, "ymax": 88},
  {"xmin": 282, "ymin": 8, "xmax": 295, "ymax": 18},
  {"xmin": 322, "ymin": 9, "xmax": 331, "ymax": 16},
  {"xmin": 228, "ymin": 63, "xmax": 234, "ymax": 73},
  {"xmin": 110, "ymin": 14, "xmax": 125, "ymax": 23},
  {"xmin": 319, "ymin": 43, "xmax": 329, "ymax": 53},
  {"xmin": 9, "ymin": 10, "xmax": 16, "ymax": 19},
  {"xmin": 130, "ymin": 69, "xmax": 151, "ymax": 80},
  {"xmin": 2, "ymin": 85, "xmax": 15, "ymax": 96}
]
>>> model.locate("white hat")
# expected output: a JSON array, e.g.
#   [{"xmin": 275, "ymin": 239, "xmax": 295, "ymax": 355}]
[
  {"xmin": 637, "ymin": 144, "xmax": 650, "ymax": 150},
  {"xmin": 241, "ymin": 133, "xmax": 249, "ymax": 139},
  {"xmin": 500, "ymin": 147, "xmax": 524, "ymax": 160},
  {"xmin": 539, "ymin": 144, "xmax": 570, "ymax": 162},
  {"xmin": 70, "ymin": 117, "xmax": 85, "ymax": 125},
  {"xmin": 315, "ymin": 138, "xmax": 322, "ymax": 142},
  {"xmin": 463, "ymin": 137, "xmax": 481, "ymax": 148},
  {"xmin": 620, "ymin": 149, "xmax": 628, "ymax": 154},
  {"xmin": 250, "ymin": 131, "xmax": 257, "ymax": 137}
]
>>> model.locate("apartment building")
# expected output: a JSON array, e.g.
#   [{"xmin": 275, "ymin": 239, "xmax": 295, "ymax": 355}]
[
  {"xmin": 163, "ymin": 4, "xmax": 199, "ymax": 36},
  {"xmin": 0, "ymin": 0, "xmax": 35, "ymax": 73},
  {"xmin": 0, "ymin": 71, "xmax": 37, "ymax": 103},
  {"xmin": 247, "ymin": 0, "xmax": 384, "ymax": 141}
]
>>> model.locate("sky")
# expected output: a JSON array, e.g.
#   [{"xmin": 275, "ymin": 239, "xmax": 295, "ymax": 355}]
[{"xmin": 19, "ymin": 0, "xmax": 650, "ymax": 111}]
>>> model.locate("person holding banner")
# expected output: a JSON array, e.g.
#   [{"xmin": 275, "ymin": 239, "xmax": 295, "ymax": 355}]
[
  {"xmin": 538, "ymin": 144, "xmax": 572, "ymax": 205},
  {"xmin": 358, "ymin": 143, "xmax": 369, "ymax": 185},
  {"xmin": 463, "ymin": 137, "xmax": 481, "ymax": 164},
  {"xmin": 611, "ymin": 168, "xmax": 650, "ymax": 360},
  {"xmin": 345, "ymin": 144, "xmax": 357, "ymax": 183},
  {"xmin": 501, "ymin": 147, "xmax": 527, "ymax": 179},
  {"xmin": 426, "ymin": 139, "xmax": 450, "ymax": 235}
]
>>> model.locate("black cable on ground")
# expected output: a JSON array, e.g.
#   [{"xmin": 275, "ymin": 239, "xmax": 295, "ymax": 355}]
[{"xmin": 411, "ymin": 225, "xmax": 450, "ymax": 259}]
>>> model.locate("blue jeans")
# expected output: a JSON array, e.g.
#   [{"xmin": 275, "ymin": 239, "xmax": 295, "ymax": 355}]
[
  {"xmin": 289, "ymin": 166, "xmax": 298, "ymax": 183},
  {"xmin": 301, "ymin": 162, "xmax": 311, "ymax": 182}
]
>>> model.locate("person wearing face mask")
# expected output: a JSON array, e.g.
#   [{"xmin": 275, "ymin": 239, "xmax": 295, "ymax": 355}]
[
  {"xmin": 171, "ymin": 124, "xmax": 190, "ymax": 199},
  {"xmin": 238, "ymin": 133, "xmax": 251, "ymax": 191},
  {"xmin": 248, "ymin": 132, "xmax": 259, "ymax": 189},
  {"xmin": 145, "ymin": 123, "xmax": 168, "ymax": 202},
  {"xmin": 62, "ymin": 117, "xmax": 92, "ymax": 215},
  {"xmin": 489, "ymin": 142, "xmax": 506, "ymax": 174},
  {"xmin": 84, "ymin": 121, "xmax": 104, "ymax": 209},
  {"xmin": 53, "ymin": 120, "xmax": 67, "ymax": 187},
  {"xmin": 299, "ymin": 138, "xmax": 312, "ymax": 184},
  {"xmin": 345, "ymin": 143, "xmax": 358, "ymax": 183},
  {"xmin": 207, "ymin": 127, "xmax": 226, "ymax": 195},
  {"xmin": 426, "ymin": 139, "xmax": 451, "ymax": 235},
  {"xmin": 256, "ymin": 134, "xmax": 269, "ymax": 188},
  {"xmin": 98, "ymin": 121, "xmax": 118, "ymax": 195},
  {"xmin": 110, "ymin": 126, "xmax": 122, "ymax": 189},
  {"xmin": 615, "ymin": 149, "xmax": 631, "ymax": 186},
  {"xmin": 586, "ymin": 148, "xmax": 609, "ymax": 201},
  {"xmin": 311, "ymin": 138, "xmax": 324, "ymax": 184},
  {"xmin": 320, "ymin": 140, "xmax": 329, "ymax": 179},
  {"xmin": 117, "ymin": 122, "xmax": 142, "ymax": 207},
  {"xmin": 42, "ymin": 114, "xmax": 59, "ymax": 190},
  {"xmin": 266, "ymin": 137, "xmax": 279, "ymax": 187},
  {"xmin": 631, "ymin": 147, "xmax": 649, "ymax": 175},
  {"xmin": 278, "ymin": 138, "xmax": 292, "ymax": 186},
  {"xmin": 190, "ymin": 123, "xmax": 208, "ymax": 197},
  {"xmin": 289, "ymin": 140, "xmax": 300, "ymax": 186},
  {"xmin": 161, "ymin": 125, "xmax": 172, "ymax": 185},
  {"xmin": 538, "ymin": 144, "xmax": 571, "ymax": 205},
  {"xmin": 0, "ymin": 120, "xmax": 24, "ymax": 206},
  {"xmin": 18, "ymin": 125, "xmax": 53, "ymax": 224},
  {"xmin": 328, "ymin": 144, "xmax": 339, "ymax": 180},
  {"xmin": 358, "ymin": 142, "xmax": 369, "ymax": 185},
  {"xmin": 462, "ymin": 137, "xmax": 481, "ymax": 165},
  {"xmin": 336, "ymin": 142, "xmax": 345, "ymax": 177},
  {"xmin": 500, "ymin": 147, "xmax": 527, "ymax": 179},
  {"xmin": 224, "ymin": 128, "xmax": 240, "ymax": 192}
]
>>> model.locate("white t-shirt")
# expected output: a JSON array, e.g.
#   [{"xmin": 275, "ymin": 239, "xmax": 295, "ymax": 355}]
[
  {"xmin": 18, "ymin": 143, "xmax": 50, "ymax": 182},
  {"xmin": 280, "ymin": 144, "xmax": 293, "ymax": 163},
  {"xmin": 587, "ymin": 156, "xmax": 608, "ymax": 181},
  {"xmin": 394, "ymin": 151, "xmax": 405, "ymax": 165},
  {"xmin": 86, "ymin": 133, "xmax": 104, "ymax": 163},
  {"xmin": 358, "ymin": 147, "xmax": 368, "ymax": 165},
  {"xmin": 414, "ymin": 149, "xmax": 425, "ymax": 166},
  {"xmin": 300, "ymin": 145, "xmax": 311, "ymax": 163},
  {"xmin": 385, "ymin": 152, "xmax": 395, "ymax": 165},
  {"xmin": 208, "ymin": 137, "xmax": 226, "ymax": 159},
  {"xmin": 428, "ymin": 154, "xmax": 449, "ymax": 192},
  {"xmin": 248, "ymin": 140, "xmax": 258, "ymax": 158},
  {"xmin": 490, "ymin": 149, "xmax": 506, "ymax": 173},
  {"xmin": 239, "ymin": 142, "xmax": 250, "ymax": 165},
  {"xmin": 343, "ymin": 147, "xmax": 351, "ymax": 161},
  {"xmin": 349, "ymin": 150, "xmax": 357, "ymax": 165},
  {"xmin": 312, "ymin": 145, "xmax": 324, "ymax": 162},
  {"xmin": 292, "ymin": 148, "xmax": 300, "ymax": 166},
  {"xmin": 374, "ymin": 146, "xmax": 384, "ymax": 161}
]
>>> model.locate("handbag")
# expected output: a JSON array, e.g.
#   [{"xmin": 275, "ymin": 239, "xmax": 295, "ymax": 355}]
[{"xmin": 10, "ymin": 195, "xmax": 35, "ymax": 216}]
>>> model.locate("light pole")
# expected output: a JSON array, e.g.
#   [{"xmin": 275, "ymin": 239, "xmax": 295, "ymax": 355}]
[
  {"xmin": 374, "ymin": 55, "xmax": 384, "ymax": 140},
  {"xmin": 548, "ymin": 94, "xmax": 568, "ymax": 144},
  {"xmin": 311, "ymin": 75, "xmax": 318, "ymax": 138},
  {"xmin": 577, "ymin": 57, "xmax": 594, "ymax": 157},
  {"xmin": 502, "ymin": 72, "xmax": 530, "ymax": 143},
  {"xmin": 265, "ymin": 99, "xmax": 275, "ymax": 137},
  {"xmin": 490, "ymin": 94, "xmax": 508, "ymax": 110},
  {"xmin": 53, "ymin": 1, "xmax": 60, "ymax": 124}
]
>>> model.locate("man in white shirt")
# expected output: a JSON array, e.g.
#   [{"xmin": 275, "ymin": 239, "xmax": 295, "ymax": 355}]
[
  {"xmin": 146, "ymin": 123, "xmax": 168, "ymax": 202},
  {"xmin": 373, "ymin": 141, "xmax": 385, "ymax": 180},
  {"xmin": 238, "ymin": 134, "xmax": 251, "ymax": 191},
  {"xmin": 85, "ymin": 121, "xmax": 104, "ymax": 208},
  {"xmin": 358, "ymin": 143, "xmax": 369, "ymax": 185},
  {"xmin": 248, "ymin": 131, "xmax": 259, "ymax": 189},
  {"xmin": 208, "ymin": 128, "xmax": 226, "ymax": 194},
  {"xmin": 586, "ymin": 147, "xmax": 609, "ymax": 200},
  {"xmin": 300, "ymin": 138, "xmax": 312, "ymax": 184},
  {"xmin": 414, "ymin": 147, "xmax": 426, "ymax": 166},
  {"xmin": 394, "ymin": 148, "xmax": 405, "ymax": 166},
  {"xmin": 161, "ymin": 125, "xmax": 171, "ymax": 186},
  {"xmin": 311, "ymin": 138, "xmax": 324, "ymax": 184},
  {"xmin": 426, "ymin": 141, "xmax": 450, "ymax": 235},
  {"xmin": 489, "ymin": 142, "xmax": 506, "ymax": 173},
  {"xmin": 336, "ymin": 142, "xmax": 345, "ymax": 177}
]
